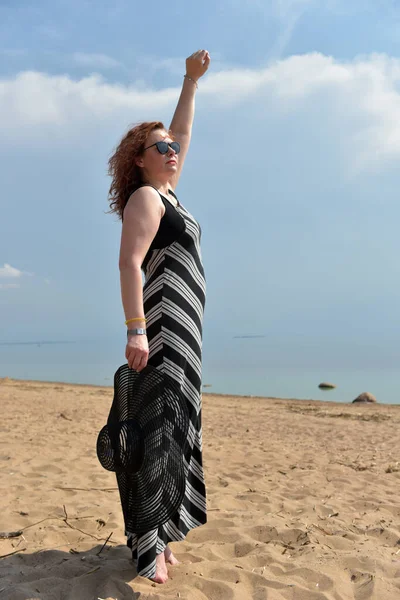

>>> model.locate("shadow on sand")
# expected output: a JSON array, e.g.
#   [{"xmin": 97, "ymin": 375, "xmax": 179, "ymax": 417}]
[{"xmin": 0, "ymin": 543, "xmax": 142, "ymax": 600}]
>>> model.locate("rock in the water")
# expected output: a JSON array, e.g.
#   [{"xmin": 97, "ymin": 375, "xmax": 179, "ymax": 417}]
[
  {"xmin": 352, "ymin": 392, "xmax": 377, "ymax": 404},
  {"xmin": 318, "ymin": 382, "xmax": 336, "ymax": 390}
]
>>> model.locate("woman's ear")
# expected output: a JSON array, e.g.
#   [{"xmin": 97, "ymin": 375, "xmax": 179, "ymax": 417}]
[{"xmin": 135, "ymin": 156, "xmax": 144, "ymax": 168}]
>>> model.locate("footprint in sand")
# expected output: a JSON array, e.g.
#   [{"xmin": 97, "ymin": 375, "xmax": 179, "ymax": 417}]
[
  {"xmin": 31, "ymin": 464, "xmax": 63, "ymax": 475},
  {"xmin": 350, "ymin": 570, "xmax": 375, "ymax": 599},
  {"xmin": 234, "ymin": 541, "xmax": 256, "ymax": 558},
  {"xmin": 192, "ymin": 578, "xmax": 235, "ymax": 600}
]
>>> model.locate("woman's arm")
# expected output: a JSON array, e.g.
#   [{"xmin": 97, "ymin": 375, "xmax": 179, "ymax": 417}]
[
  {"xmin": 119, "ymin": 186, "xmax": 164, "ymax": 370},
  {"xmin": 169, "ymin": 49, "xmax": 210, "ymax": 190}
]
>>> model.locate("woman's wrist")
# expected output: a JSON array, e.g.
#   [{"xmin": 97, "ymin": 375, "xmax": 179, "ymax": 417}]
[
  {"xmin": 127, "ymin": 328, "xmax": 147, "ymax": 337},
  {"xmin": 184, "ymin": 74, "xmax": 198, "ymax": 88}
]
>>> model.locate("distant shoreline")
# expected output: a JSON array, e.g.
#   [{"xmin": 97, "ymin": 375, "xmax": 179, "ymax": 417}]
[{"xmin": 1, "ymin": 375, "xmax": 399, "ymax": 406}]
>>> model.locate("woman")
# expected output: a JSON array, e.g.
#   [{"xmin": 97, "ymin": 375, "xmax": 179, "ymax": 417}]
[{"xmin": 107, "ymin": 49, "xmax": 210, "ymax": 584}]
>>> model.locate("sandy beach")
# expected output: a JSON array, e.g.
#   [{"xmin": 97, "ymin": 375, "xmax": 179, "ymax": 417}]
[{"xmin": 0, "ymin": 377, "xmax": 399, "ymax": 600}]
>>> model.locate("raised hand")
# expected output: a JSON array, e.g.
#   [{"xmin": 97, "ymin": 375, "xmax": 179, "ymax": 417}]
[{"xmin": 185, "ymin": 49, "xmax": 211, "ymax": 82}]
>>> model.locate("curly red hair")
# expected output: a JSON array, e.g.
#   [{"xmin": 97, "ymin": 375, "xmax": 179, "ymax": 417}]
[{"xmin": 107, "ymin": 121, "xmax": 166, "ymax": 219}]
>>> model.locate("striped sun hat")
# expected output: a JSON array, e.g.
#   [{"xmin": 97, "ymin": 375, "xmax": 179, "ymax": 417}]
[{"xmin": 96, "ymin": 363, "xmax": 189, "ymax": 533}]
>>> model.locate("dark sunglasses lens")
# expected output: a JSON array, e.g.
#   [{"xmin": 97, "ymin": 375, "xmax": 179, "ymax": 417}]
[
  {"xmin": 156, "ymin": 141, "xmax": 169, "ymax": 154},
  {"xmin": 170, "ymin": 142, "xmax": 180, "ymax": 154}
]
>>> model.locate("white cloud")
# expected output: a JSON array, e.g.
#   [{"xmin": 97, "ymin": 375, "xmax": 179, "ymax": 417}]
[
  {"xmin": 1, "ymin": 53, "xmax": 400, "ymax": 168},
  {"xmin": 0, "ymin": 71, "xmax": 177, "ymax": 133},
  {"xmin": 0, "ymin": 263, "xmax": 22, "ymax": 278},
  {"xmin": 72, "ymin": 52, "xmax": 121, "ymax": 69},
  {"xmin": 0, "ymin": 283, "xmax": 20, "ymax": 290},
  {"xmin": 0, "ymin": 265, "xmax": 33, "ymax": 287},
  {"xmin": 203, "ymin": 53, "xmax": 400, "ymax": 167}
]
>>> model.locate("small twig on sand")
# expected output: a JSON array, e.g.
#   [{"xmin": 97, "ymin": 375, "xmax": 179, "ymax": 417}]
[
  {"xmin": 0, "ymin": 531, "xmax": 22, "ymax": 539},
  {"xmin": 59, "ymin": 413, "xmax": 72, "ymax": 421},
  {"xmin": 84, "ymin": 566, "xmax": 101, "ymax": 575},
  {"xmin": 0, "ymin": 548, "xmax": 26, "ymax": 560},
  {"xmin": 7, "ymin": 508, "xmax": 116, "ymax": 546},
  {"xmin": 22, "ymin": 517, "xmax": 60, "ymax": 531},
  {"xmin": 96, "ymin": 531, "xmax": 113, "ymax": 556},
  {"xmin": 63, "ymin": 519, "xmax": 104, "ymax": 541},
  {"xmin": 313, "ymin": 523, "xmax": 333, "ymax": 536},
  {"xmin": 14, "ymin": 536, "xmax": 26, "ymax": 549},
  {"xmin": 59, "ymin": 504, "xmax": 103, "ymax": 541},
  {"xmin": 55, "ymin": 487, "xmax": 118, "ymax": 492}
]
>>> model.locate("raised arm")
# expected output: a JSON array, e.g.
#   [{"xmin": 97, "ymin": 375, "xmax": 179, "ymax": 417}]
[{"xmin": 169, "ymin": 49, "xmax": 210, "ymax": 190}]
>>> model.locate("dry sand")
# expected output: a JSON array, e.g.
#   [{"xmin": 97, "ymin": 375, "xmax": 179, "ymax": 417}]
[{"xmin": 0, "ymin": 377, "xmax": 399, "ymax": 600}]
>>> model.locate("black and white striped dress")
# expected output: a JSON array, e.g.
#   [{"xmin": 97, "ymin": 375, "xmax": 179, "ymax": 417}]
[{"xmin": 126, "ymin": 187, "xmax": 207, "ymax": 578}]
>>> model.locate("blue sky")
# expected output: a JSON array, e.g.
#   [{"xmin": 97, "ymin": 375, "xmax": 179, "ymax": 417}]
[{"xmin": 2, "ymin": 0, "xmax": 400, "ymax": 371}]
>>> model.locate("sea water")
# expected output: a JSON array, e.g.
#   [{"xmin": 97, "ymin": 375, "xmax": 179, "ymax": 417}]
[{"xmin": 0, "ymin": 339, "xmax": 398, "ymax": 405}]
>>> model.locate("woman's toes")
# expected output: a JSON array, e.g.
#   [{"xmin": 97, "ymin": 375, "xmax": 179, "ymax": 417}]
[
  {"xmin": 150, "ymin": 572, "xmax": 168, "ymax": 584},
  {"xmin": 164, "ymin": 546, "xmax": 180, "ymax": 565}
]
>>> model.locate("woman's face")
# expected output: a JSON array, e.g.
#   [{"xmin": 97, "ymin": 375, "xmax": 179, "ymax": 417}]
[{"xmin": 136, "ymin": 129, "xmax": 178, "ymax": 181}]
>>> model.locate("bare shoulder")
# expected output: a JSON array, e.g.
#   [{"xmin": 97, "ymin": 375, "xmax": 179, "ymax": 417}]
[{"xmin": 124, "ymin": 186, "xmax": 164, "ymax": 219}]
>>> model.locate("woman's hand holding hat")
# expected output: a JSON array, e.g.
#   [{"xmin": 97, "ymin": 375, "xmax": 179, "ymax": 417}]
[{"xmin": 126, "ymin": 333, "xmax": 149, "ymax": 372}]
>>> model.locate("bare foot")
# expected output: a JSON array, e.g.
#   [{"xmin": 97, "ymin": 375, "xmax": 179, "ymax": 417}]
[
  {"xmin": 164, "ymin": 545, "xmax": 179, "ymax": 566},
  {"xmin": 150, "ymin": 552, "xmax": 169, "ymax": 584}
]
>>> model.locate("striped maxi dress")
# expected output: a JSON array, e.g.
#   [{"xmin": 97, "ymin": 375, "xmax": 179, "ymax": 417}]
[{"xmin": 126, "ymin": 186, "xmax": 207, "ymax": 578}]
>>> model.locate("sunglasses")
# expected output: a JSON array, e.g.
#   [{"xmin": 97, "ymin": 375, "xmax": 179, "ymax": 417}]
[{"xmin": 143, "ymin": 140, "xmax": 181, "ymax": 155}]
